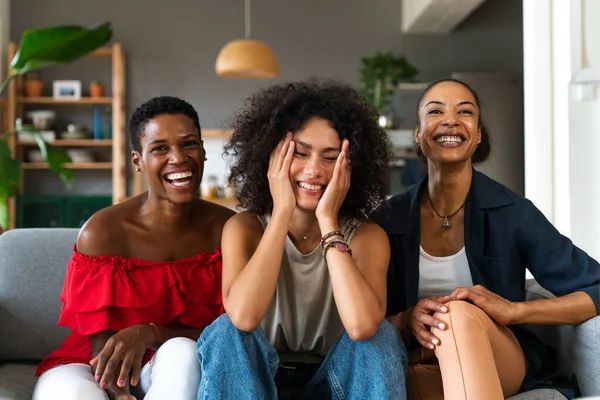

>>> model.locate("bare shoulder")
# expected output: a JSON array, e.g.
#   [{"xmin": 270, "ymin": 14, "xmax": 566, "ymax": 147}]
[
  {"xmin": 220, "ymin": 212, "xmax": 265, "ymax": 264},
  {"xmin": 350, "ymin": 221, "xmax": 390, "ymax": 269},
  {"xmin": 352, "ymin": 221, "xmax": 388, "ymax": 246},
  {"xmin": 76, "ymin": 197, "xmax": 140, "ymax": 256},
  {"xmin": 199, "ymin": 199, "xmax": 236, "ymax": 227},
  {"xmin": 194, "ymin": 200, "xmax": 236, "ymax": 246},
  {"xmin": 223, "ymin": 211, "xmax": 264, "ymax": 234}
]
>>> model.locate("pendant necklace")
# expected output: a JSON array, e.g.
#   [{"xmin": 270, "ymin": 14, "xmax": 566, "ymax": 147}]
[{"xmin": 427, "ymin": 191, "xmax": 468, "ymax": 229}]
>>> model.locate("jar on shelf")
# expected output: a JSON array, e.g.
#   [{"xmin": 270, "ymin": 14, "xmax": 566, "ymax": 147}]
[{"xmin": 201, "ymin": 175, "xmax": 220, "ymax": 200}]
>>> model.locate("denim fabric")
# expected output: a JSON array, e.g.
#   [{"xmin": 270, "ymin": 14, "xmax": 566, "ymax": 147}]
[{"xmin": 197, "ymin": 314, "xmax": 408, "ymax": 400}]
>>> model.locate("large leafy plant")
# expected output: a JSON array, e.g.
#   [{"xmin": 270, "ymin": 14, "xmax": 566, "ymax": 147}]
[
  {"xmin": 359, "ymin": 52, "xmax": 418, "ymax": 114},
  {"xmin": 0, "ymin": 22, "xmax": 112, "ymax": 230}
]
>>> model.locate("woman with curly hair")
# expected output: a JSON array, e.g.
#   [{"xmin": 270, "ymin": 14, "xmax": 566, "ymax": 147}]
[{"xmin": 196, "ymin": 78, "xmax": 408, "ymax": 399}]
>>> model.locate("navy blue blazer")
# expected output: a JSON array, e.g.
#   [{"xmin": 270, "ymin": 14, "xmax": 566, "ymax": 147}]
[{"xmin": 384, "ymin": 170, "xmax": 600, "ymax": 397}]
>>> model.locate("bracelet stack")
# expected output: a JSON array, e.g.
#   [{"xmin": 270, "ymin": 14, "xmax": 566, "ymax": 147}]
[{"xmin": 320, "ymin": 230, "xmax": 352, "ymax": 259}]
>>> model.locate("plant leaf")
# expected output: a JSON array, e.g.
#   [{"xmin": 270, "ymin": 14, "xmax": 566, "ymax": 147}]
[
  {"xmin": 11, "ymin": 22, "xmax": 112, "ymax": 74},
  {"xmin": 0, "ymin": 137, "xmax": 21, "ymax": 200},
  {"xmin": 16, "ymin": 123, "xmax": 74, "ymax": 186},
  {"xmin": 0, "ymin": 73, "xmax": 17, "ymax": 99},
  {"xmin": 0, "ymin": 200, "xmax": 8, "ymax": 231}
]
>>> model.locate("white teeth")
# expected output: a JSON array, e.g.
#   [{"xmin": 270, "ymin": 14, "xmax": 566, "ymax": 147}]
[
  {"xmin": 171, "ymin": 180, "xmax": 190, "ymax": 187},
  {"xmin": 436, "ymin": 136, "xmax": 463, "ymax": 144},
  {"xmin": 166, "ymin": 171, "xmax": 192, "ymax": 180},
  {"xmin": 298, "ymin": 182, "xmax": 323, "ymax": 191}
]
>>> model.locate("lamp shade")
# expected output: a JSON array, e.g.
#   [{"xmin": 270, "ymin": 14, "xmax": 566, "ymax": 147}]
[{"xmin": 215, "ymin": 38, "xmax": 279, "ymax": 79}]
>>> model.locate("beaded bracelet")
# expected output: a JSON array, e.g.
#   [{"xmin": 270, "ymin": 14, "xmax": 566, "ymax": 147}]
[
  {"xmin": 149, "ymin": 322, "xmax": 161, "ymax": 344},
  {"xmin": 322, "ymin": 238, "xmax": 353, "ymax": 259},
  {"xmin": 320, "ymin": 230, "xmax": 344, "ymax": 248}
]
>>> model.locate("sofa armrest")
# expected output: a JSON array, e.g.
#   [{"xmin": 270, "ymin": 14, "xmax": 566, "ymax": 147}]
[{"xmin": 525, "ymin": 279, "xmax": 600, "ymax": 396}]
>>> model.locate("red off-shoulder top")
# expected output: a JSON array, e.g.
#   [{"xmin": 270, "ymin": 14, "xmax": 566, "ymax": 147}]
[{"xmin": 36, "ymin": 245, "xmax": 224, "ymax": 376}]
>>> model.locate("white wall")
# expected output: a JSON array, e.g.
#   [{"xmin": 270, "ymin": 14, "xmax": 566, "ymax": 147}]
[{"xmin": 523, "ymin": 0, "xmax": 600, "ymax": 260}]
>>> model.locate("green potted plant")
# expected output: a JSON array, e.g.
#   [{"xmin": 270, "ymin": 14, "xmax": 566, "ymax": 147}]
[
  {"xmin": 359, "ymin": 52, "xmax": 419, "ymax": 127},
  {"xmin": 0, "ymin": 22, "xmax": 112, "ymax": 230},
  {"xmin": 89, "ymin": 80, "xmax": 104, "ymax": 97},
  {"xmin": 23, "ymin": 72, "xmax": 44, "ymax": 97}
]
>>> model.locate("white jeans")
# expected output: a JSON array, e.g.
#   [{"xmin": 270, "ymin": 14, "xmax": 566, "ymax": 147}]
[{"xmin": 32, "ymin": 337, "xmax": 200, "ymax": 400}]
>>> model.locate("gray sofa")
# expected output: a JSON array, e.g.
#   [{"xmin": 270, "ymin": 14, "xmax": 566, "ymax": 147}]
[{"xmin": 0, "ymin": 228, "xmax": 598, "ymax": 400}]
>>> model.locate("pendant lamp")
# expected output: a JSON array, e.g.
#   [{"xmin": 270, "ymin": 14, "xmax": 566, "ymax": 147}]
[{"xmin": 215, "ymin": 0, "xmax": 279, "ymax": 79}]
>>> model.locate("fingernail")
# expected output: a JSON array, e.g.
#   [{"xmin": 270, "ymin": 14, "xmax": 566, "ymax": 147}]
[
  {"xmin": 441, "ymin": 306, "xmax": 448, "ymax": 312},
  {"xmin": 100, "ymin": 382, "xmax": 107, "ymax": 389},
  {"xmin": 429, "ymin": 344, "xmax": 435, "ymax": 349},
  {"xmin": 438, "ymin": 322, "xmax": 446, "ymax": 329},
  {"xmin": 433, "ymin": 338, "xmax": 439, "ymax": 345},
  {"xmin": 118, "ymin": 379, "xmax": 125, "ymax": 387},
  {"xmin": 95, "ymin": 375, "xmax": 101, "ymax": 382}
]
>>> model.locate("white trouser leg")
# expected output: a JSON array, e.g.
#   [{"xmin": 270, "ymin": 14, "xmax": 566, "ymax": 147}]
[
  {"xmin": 32, "ymin": 363, "xmax": 109, "ymax": 400},
  {"xmin": 140, "ymin": 337, "xmax": 201, "ymax": 400}
]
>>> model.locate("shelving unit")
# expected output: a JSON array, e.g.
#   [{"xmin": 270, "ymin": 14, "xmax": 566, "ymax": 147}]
[
  {"xmin": 5, "ymin": 42, "xmax": 126, "ymax": 229},
  {"xmin": 17, "ymin": 97, "xmax": 114, "ymax": 105},
  {"xmin": 19, "ymin": 139, "xmax": 113, "ymax": 147},
  {"xmin": 202, "ymin": 129, "xmax": 233, "ymax": 138},
  {"xmin": 22, "ymin": 162, "xmax": 114, "ymax": 170},
  {"xmin": 397, "ymin": 82, "xmax": 430, "ymax": 91}
]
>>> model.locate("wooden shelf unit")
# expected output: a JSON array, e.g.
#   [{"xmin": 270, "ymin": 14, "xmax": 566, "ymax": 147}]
[
  {"xmin": 17, "ymin": 96, "xmax": 113, "ymax": 105},
  {"xmin": 203, "ymin": 129, "xmax": 233, "ymax": 138},
  {"xmin": 5, "ymin": 42, "xmax": 126, "ymax": 229},
  {"xmin": 22, "ymin": 162, "xmax": 114, "ymax": 170},
  {"xmin": 19, "ymin": 139, "xmax": 114, "ymax": 147}
]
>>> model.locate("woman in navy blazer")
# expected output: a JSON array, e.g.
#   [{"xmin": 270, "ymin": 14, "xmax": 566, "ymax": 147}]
[{"xmin": 385, "ymin": 78, "xmax": 599, "ymax": 400}]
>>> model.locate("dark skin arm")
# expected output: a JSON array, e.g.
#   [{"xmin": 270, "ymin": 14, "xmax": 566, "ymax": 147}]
[
  {"xmin": 91, "ymin": 331, "xmax": 135, "ymax": 400},
  {"xmin": 449, "ymin": 285, "xmax": 597, "ymax": 325},
  {"xmin": 91, "ymin": 324, "xmax": 204, "ymax": 390},
  {"xmin": 90, "ymin": 324, "xmax": 202, "ymax": 389}
]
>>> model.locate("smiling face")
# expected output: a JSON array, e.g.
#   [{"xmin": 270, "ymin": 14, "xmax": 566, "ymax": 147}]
[
  {"xmin": 416, "ymin": 81, "xmax": 481, "ymax": 166},
  {"xmin": 131, "ymin": 113, "xmax": 205, "ymax": 203},
  {"xmin": 290, "ymin": 118, "xmax": 342, "ymax": 211}
]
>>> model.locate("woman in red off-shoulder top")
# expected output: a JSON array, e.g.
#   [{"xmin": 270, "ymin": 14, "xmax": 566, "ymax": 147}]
[{"xmin": 32, "ymin": 96, "xmax": 235, "ymax": 400}]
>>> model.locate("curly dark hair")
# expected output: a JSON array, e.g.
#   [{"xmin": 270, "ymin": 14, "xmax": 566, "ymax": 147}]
[
  {"xmin": 129, "ymin": 96, "xmax": 201, "ymax": 152},
  {"xmin": 415, "ymin": 78, "xmax": 491, "ymax": 164},
  {"xmin": 225, "ymin": 78, "xmax": 392, "ymax": 221}
]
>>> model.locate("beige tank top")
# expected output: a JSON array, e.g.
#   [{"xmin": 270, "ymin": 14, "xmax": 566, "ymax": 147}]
[{"xmin": 257, "ymin": 215, "xmax": 361, "ymax": 364}]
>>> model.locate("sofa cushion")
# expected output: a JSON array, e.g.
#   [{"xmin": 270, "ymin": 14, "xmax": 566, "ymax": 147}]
[
  {"xmin": 526, "ymin": 279, "xmax": 600, "ymax": 397},
  {"xmin": 0, "ymin": 228, "xmax": 78, "ymax": 362},
  {"xmin": 0, "ymin": 362, "xmax": 38, "ymax": 400},
  {"xmin": 507, "ymin": 388, "xmax": 567, "ymax": 400}
]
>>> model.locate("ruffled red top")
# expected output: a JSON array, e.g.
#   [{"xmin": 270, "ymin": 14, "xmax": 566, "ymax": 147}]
[{"xmin": 36, "ymin": 245, "xmax": 225, "ymax": 376}]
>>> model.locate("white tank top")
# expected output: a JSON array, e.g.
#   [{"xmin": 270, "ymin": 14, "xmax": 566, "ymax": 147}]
[
  {"xmin": 418, "ymin": 246, "xmax": 473, "ymax": 299},
  {"xmin": 257, "ymin": 215, "xmax": 360, "ymax": 364}
]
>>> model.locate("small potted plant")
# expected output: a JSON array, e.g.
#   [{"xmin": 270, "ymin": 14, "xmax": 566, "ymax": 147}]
[
  {"xmin": 24, "ymin": 73, "xmax": 44, "ymax": 97},
  {"xmin": 89, "ymin": 80, "xmax": 104, "ymax": 97},
  {"xmin": 359, "ymin": 52, "xmax": 419, "ymax": 127}
]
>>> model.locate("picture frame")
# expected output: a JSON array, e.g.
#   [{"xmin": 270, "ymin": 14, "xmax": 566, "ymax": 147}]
[{"xmin": 52, "ymin": 80, "xmax": 82, "ymax": 100}]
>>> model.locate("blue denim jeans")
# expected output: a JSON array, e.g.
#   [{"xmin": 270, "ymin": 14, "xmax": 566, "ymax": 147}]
[{"xmin": 196, "ymin": 314, "xmax": 408, "ymax": 400}]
